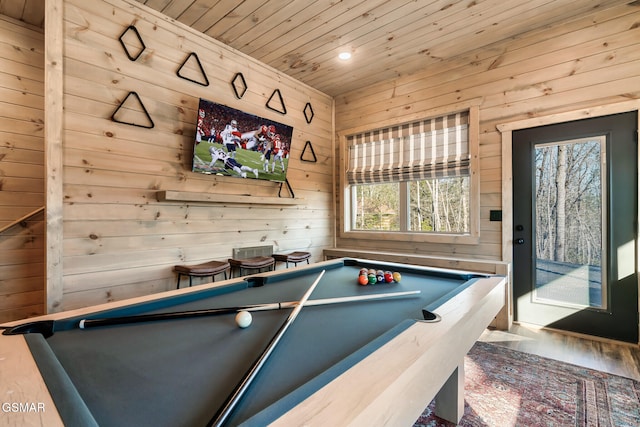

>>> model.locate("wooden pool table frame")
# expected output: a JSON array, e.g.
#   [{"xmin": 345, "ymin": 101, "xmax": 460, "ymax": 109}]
[{"xmin": 0, "ymin": 258, "xmax": 506, "ymax": 426}]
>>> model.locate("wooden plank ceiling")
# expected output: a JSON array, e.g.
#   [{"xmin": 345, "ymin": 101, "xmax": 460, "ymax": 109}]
[{"xmin": 0, "ymin": 0, "xmax": 632, "ymax": 96}]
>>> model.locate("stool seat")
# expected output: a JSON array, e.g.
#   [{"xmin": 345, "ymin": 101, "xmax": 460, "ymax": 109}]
[
  {"xmin": 174, "ymin": 260, "xmax": 230, "ymax": 289},
  {"xmin": 273, "ymin": 251, "xmax": 311, "ymax": 268},
  {"xmin": 228, "ymin": 256, "xmax": 275, "ymax": 277}
]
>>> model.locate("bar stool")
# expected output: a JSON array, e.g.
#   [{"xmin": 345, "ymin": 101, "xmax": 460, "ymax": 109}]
[
  {"xmin": 174, "ymin": 260, "xmax": 230, "ymax": 289},
  {"xmin": 273, "ymin": 251, "xmax": 311, "ymax": 268},
  {"xmin": 228, "ymin": 256, "xmax": 275, "ymax": 278}
]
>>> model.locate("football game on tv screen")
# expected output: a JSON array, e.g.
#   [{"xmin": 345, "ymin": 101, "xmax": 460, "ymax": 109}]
[{"xmin": 192, "ymin": 98, "xmax": 294, "ymax": 183}]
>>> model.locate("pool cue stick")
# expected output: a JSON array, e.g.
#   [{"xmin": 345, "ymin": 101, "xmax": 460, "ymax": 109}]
[
  {"xmin": 77, "ymin": 289, "xmax": 421, "ymax": 330},
  {"xmin": 78, "ymin": 304, "xmax": 280, "ymax": 329},
  {"xmin": 207, "ymin": 269, "xmax": 325, "ymax": 427},
  {"xmin": 303, "ymin": 290, "xmax": 419, "ymax": 307}
]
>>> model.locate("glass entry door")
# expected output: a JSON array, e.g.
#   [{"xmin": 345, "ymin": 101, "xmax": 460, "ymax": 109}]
[
  {"xmin": 512, "ymin": 112, "xmax": 638, "ymax": 343},
  {"xmin": 533, "ymin": 137, "xmax": 606, "ymax": 310}
]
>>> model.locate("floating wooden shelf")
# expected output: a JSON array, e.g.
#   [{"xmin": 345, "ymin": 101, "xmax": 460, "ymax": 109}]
[{"xmin": 157, "ymin": 191, "xmax": 303, "ymax": 205}]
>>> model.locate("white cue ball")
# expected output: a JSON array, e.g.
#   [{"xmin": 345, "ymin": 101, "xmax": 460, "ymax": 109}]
[{"xmin": 235, "ymin": 310, "xmax": 252, "ymax": 328}]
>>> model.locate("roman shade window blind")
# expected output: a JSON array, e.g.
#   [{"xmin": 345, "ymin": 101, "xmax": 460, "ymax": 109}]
[{"xmin": 346, "ymin": 110, "xmax": 470, "ymax": 185}]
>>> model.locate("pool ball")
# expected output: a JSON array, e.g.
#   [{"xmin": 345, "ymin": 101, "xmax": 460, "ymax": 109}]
[
  {"xmin": 358, "ymin": 274, "xmax": 369, "ymax": 285},
  {"xmin": 384, "ymin": 272, "xmax": 394, "ymax": 283},
  {"xmin": 376, "ymin": 273, "xmax": 385, "ymax": 283},
  {"xmin": 392, "ymin": 272, "xmax": 402, "ymax": 282},
  {"xmin": 235, "ymin": 310, "xmax": 252, "ymax": 328},
  {"xmin": 359, "ymin": 268, "xmax": 368, "ymax": 276},
  {"xmin": 368, "ymin": 273, "xmax": 377, "ymax": 285}
]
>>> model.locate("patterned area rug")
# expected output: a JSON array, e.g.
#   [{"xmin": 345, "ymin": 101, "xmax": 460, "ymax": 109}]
[{"xmin": 414, "ymin": 341, "xmax": 640, "ymax": 427}]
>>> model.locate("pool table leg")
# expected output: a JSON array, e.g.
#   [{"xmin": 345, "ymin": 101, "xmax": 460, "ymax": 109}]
[{"xmin": 434, "ymin": 361, "xmax": 465, "ymax": 423}]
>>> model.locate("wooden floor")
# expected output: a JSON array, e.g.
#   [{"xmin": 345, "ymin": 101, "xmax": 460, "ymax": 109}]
[{"xmin": 478, "ymin": 323, "xmax": 640, "ymax": 381}]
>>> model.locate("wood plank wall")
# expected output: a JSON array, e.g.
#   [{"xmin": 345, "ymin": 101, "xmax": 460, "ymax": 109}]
[
  {"xmin": 51, "ymin": 0, "xmax": 333, "ymax": 311},
  {"xmin": 334, "ymin": 2, "xmax": 640, "ymax": 261},
  {"xmin": 0, "ymin": 15, "xmax": 45, "ymax": 322}
]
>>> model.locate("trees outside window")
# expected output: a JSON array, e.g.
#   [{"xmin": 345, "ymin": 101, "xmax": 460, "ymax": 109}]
[
  {"xmin": 535, "ymin": 139, "xmax": 603, "ymax": 267},
  {"xmin": 351, "ymin": 176, "xmax": 470, "ymax": 233}
]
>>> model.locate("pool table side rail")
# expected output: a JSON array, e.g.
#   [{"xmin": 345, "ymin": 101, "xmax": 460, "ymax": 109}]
[
  {"xmin": 248, "ymin": 257, "xmax": 492, "ymax": 287},
  {"xmin": 0, "ymin": 335, "xmax": 66, "ymax": 427}
]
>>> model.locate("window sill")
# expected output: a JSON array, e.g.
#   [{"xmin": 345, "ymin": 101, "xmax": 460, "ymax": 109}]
[{"xmin": 340, "ymin": 230, "xmax": 480, "ymax": 245}]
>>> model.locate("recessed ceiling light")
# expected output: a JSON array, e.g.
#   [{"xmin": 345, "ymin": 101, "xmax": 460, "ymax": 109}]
[{"xmin": 338, "ymin": 52, "xmax": 352, "ymax": 60}]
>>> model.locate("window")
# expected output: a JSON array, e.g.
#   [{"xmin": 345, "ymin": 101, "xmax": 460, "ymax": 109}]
[
  {"xmin": 343, "ymin": 108, "xmax": 478, "ymax": 242},
  {"xmin": 351, "ymin": 178, "xmax": 470, "ymax": 232}
]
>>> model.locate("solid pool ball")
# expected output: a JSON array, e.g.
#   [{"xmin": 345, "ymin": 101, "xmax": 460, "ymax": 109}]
[
  {"xmin": 384, "ymin": 272, "xmax": 394, "ymax": 283},
  {"xmin": 368, "ymin": 273, "xmax": 377, "ymax": 285},
  {"xmin": 392, "ymin": 272, "xmax": 402, "ymax": 282},
  {"xmin": 358, "ymin": 274, "xmax": 369, "ymax": 285},
  {"xmin": 235, "ymin": 310, "xmax": 252, "ymax": 328}
]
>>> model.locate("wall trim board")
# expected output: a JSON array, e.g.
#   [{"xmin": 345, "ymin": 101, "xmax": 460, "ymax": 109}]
[{"xmin": 44, "ymin": 0, "xmax": 64, "ymax": 314}]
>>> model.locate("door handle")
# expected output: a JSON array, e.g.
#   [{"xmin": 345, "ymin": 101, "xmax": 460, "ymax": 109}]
[{"xmin": 515, "ymin": 238, "xmax": 525, "ymax": 245}]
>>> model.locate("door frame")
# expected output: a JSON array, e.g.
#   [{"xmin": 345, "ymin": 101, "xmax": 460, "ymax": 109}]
[{"xmin": 498, "ymin": 100, "xmax": 640, "ymax": 342}]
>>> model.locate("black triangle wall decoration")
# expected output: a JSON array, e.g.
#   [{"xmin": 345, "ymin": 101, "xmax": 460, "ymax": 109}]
[
  {"xmin": 111, "ymin": 91, "xmax": 154, "ymax": 129},
  {"xmin": 266, "ymin": 89, "xmax": 287, "ymax": 115},
  {"xmin": 300, "ymin": 140, "xmax": 317, "ymax": 162},
  {"xmin": 177, "ymin": 52, "xmax": 209, "ymax": 86}
]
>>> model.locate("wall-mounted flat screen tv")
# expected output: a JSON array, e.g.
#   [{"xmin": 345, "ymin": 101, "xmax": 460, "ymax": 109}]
[{"xmin": 192, "ymin": 98, "xmax": 294, "ymax": 183}]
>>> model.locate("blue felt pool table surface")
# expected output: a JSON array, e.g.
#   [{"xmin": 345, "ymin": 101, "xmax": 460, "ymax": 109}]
[{"xmin": 14, "ymin": 258, "xmax": 495, "ymax": 426}]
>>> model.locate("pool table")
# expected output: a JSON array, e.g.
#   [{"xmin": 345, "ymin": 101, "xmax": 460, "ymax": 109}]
[{"xmin": 0, "ymin": 258, "xmax": 505, "ymax": 427}]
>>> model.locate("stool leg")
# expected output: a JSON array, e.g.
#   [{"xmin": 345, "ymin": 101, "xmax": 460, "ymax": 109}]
[
  {"xmin": 176, "ymin": 274, "xmax": 182, "ymax": 289},
  {"xmin": 189, "ymin": 276, "xmax": 193, "ymax": 287}
]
